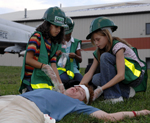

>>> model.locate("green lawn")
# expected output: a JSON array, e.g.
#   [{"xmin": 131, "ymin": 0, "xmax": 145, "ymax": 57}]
[{"xmin": 0, "ymin": 66, "xmax": 150, "ymax": 122}]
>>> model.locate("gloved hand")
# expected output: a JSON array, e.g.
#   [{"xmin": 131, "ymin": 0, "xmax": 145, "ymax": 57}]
[
  {"xmin": 41, "ymin": 64, "xmax": 55, "ymax": 79},
  {"xmin": 58, "ymin": 83, "xmax": 65, "ymax": 94},
  {"xmin": 41, "ymin": 64, "xmax": 64, "ymax": 93},
  {"xmin": 93, "ymin": 86, "xmax": 103, "ymax": 101}
]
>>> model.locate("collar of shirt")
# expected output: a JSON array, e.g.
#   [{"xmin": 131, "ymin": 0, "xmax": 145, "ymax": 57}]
[
  {"xmin": 65, "ymin": 36, "xmax": 74, "ymax": 48},
  {"xmin": 67, "ymin": 36, "xmax": 74, "ymax": 43}
]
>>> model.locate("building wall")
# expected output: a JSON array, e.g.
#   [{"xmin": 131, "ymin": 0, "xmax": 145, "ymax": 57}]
[
  {"xmin": 80, "ymin": 51, "xmax": 94, "ymax": 68},
  {"xmin": 1, "ymin": 49, "xmax": 149, "ymax": 68},
  {"xmin": 111, "ymin": 13, "xmax": 150, "ymax": 38},
  {"xmin": 0, "ymin": 54, "xmax": 23, "ymax": 67},
  {"xmin": 72, "ymin": 18, "xmax": 94, "ymax": 40},
  {"xmin": 138, "ymin": 49, "xmax": 150, "ymax": 61},
  {"xmin": 72, "ymin": 13, "xmax": 150, "ymax": 40},
  {"xmin": 18, "ymin": 13, "xmax": 150, "ymax": 40}
]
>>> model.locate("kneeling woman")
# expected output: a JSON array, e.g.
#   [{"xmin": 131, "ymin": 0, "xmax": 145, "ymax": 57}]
[
  {"xmin": 80, "ymin": 16, "xmax": 147, "ymax": 103},
  {"xmin": 19, "ymin": 7, "xmax": 67, "ymax": 94}
]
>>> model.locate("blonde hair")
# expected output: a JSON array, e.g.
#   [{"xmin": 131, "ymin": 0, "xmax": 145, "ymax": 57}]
[{"xmin": 91, "ymin": 29, "xmax": 132, "ymax": 62}]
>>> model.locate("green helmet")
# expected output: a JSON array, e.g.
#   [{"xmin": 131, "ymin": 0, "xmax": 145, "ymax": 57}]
[
  {"xmin": 42, "ymin": 6, "xmax": 68, "ymax": 28},
  {"xmin": 86, "ymin": 16, "xmax": 118, "ymax": 39},
  {"xmin": 65, "ymin": 16, "xmax": 75, "ymax": 35}
]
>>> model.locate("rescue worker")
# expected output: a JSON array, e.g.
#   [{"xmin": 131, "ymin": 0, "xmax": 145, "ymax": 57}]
[
  {"xmin": 80, "ymin": 16, "xmax": 147, "ymax": 103},
  {"xmin": 19, "ymin": 6, "xmax": 67, "ymax": 93},
  {"xmin": 56, "ymin": 16, "xmax": 83, "ymax": 85}
]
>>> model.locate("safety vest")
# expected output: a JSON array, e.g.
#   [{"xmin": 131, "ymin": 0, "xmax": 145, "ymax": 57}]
[
  {"xmin": 19, "ymin": 31, "xmax": 58, "ymax": 93},
  {"xmin": 93, "ymin": 40, "xmax": 147, "ymax": 92},
  {"xmin": 57, "ymin": 38, "xmax": 81, "ymax": 79}
]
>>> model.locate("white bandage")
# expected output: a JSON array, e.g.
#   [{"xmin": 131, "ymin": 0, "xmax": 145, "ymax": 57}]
[{"xmin": 74, "ymin": 85, "xmax": 90, "ymax": 104}]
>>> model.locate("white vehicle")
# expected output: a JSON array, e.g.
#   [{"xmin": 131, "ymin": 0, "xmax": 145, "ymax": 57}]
[
  {"xmin": 0, "ymin": 18, "xmax": 35, "ymax": 56},
  {"xmin": 0, "ymin": 18, "xmax": 92, "ymax": 57}
]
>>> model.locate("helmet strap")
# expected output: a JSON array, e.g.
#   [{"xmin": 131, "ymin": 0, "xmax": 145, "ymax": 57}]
[{"xmin": 102, "ymin": 27, "xmax": 112, "ymax": 36}]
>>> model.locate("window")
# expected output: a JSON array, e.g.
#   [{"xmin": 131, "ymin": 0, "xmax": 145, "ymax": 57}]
[
  {"xmin": 146, "ymin": 23, "xmax": 150, "ymax": 35},
  {"xmin": 88, "ymin": 58, "xmax": 93, "ymax": 64},
  {"xmin": 146, "ymin": 57, "xmax": 150, "ymax": 69}
]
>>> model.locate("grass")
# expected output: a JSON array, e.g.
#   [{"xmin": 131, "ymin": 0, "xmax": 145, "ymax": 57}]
[{"xmin": 0, "ymin": 66, "xmax": 150, "ymax": 122}]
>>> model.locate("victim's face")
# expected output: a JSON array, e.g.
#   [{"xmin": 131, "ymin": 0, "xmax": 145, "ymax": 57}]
[
  {"xmin": 92, "ymin": 32, "xmax": 108, "ymax": 49},
  {"xmin": 50, "ymin": 24, "xmax": 61, "ymax": 37},
  {"xmin": 65, "ymin": 86, "xmax": 86, "ymax": 101}
]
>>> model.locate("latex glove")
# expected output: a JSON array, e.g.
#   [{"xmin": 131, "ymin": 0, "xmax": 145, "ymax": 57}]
[
  {"xmin": 41, "ymin": 64, "xmax": 55, "ymax": 79},
  {"xmin": 41, "ymin": 64, "xmax": 61, "ymax": 92},
  {"xmin": 58, "ymin": 83, "xmax": 66, "ymax": 94},
  {"xmin": 93, "ymin": 86, "xmax": 103, "ymax": 101}
]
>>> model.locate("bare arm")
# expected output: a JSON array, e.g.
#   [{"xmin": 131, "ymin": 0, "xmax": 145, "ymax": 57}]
[
  {"xmin": 26, "ymin": 51, "xmax": 43, "ymax": 69},
  {"xmin": 56, "ymin": 50, "xmax": 62, "ymax": 57},
  {"xmin": 90, "ymin": 110, "xmax": 150, "ymax": 122},
  {"xmin": 101, "ymin": 49, "xmax": 125, "ymax": 91},
  {"xmin": 80, "ymin": 57, "xmax": 98, "ymax": 85}
]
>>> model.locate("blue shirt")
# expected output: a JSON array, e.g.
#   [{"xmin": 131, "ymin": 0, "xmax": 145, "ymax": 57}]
[{"xmin": 20, "ymin": 89, "xmax": 99, "ymax": 121}]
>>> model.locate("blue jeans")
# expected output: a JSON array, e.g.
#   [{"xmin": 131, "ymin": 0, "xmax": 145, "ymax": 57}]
[
  {"xmin": 24, "ymin": 79, "xmax": 33, "ymax": 92},
  {"xmin": 92, "ymin": 52, "xmax": 130, "ymax": 99},
  {"xmin": 60, "ymin": 72, "xmax": 83, "ymax": 82}
]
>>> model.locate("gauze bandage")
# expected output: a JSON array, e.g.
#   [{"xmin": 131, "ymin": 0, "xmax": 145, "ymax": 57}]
[{"xmin": 74, "ymin": 85, "xmax": 90, "ymax": 104}]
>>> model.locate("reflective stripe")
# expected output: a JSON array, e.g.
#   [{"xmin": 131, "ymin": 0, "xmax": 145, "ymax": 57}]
[
  {"xmin": 67, "ymin": 70, "xmax": 74, "ymax": 78},
  {"xmin": 125, "ymin": 59, "xmax": 141, "ymax": 77},
  {"xmin": 58, "ymin": 67, "xmax": 74, "ymax": 78},
  {"xmin": 70, "ymin": 58, "xmax": 73, "ymax": 62},
  {"xmin": 31, "ymin": 83, "xmax": 53, "ymax": 90},
  {"xmin": 57, "ymin": 67, "xmax": 66, "ymax": 72}
]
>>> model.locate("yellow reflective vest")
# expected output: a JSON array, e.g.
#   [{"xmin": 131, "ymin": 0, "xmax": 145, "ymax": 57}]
[
  {"xmin": 93, "ymin": 40, "xmax": 147, "ymax": 92},
  {"xmin": 19, "ymin": 31, "xmax": 58, "ymax": 93}
]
